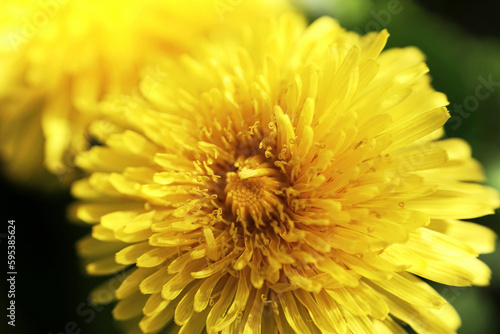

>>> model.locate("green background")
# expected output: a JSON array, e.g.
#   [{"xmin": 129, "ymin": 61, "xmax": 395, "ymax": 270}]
[{"xmin": 1, "ymin": 1, "xmax": 499, "ymax": 333}]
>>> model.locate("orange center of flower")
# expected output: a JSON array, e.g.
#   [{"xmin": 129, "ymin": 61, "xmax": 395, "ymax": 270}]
[{"xmin": 223, "ymin": 155, "xmax": 287, "ymax": 232}]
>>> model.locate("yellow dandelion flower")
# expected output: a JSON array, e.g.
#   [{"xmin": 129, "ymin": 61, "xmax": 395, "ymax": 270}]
[
  {"xmin": 73, "ymin": 14, "xmax": 498, "ymax": 334},
  {"xmin": 0, "ymin": 0, "xmax": 291, "ymax": 185}
]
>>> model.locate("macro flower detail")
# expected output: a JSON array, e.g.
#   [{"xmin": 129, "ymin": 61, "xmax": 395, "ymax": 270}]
[
  {"xmin": 0, "ymin": 0, "xmax": 290, "ymax": 185},
  {"xmin": 73, "ymin": 14, "xmax": 498, "ymax": 334}
]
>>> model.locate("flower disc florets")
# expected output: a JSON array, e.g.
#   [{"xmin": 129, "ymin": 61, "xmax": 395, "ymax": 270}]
[{"xmin": 73, "ymin": 14, "xmax": 498, "ymax": 334}]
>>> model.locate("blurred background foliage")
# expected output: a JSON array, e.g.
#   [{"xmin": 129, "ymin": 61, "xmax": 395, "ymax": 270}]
[{"xmin": 1, "ymin": 0, "xmax": 499, "ymax": 333}]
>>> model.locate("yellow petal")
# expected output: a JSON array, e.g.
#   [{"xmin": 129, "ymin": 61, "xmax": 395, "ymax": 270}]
[
  {"xmin": 86, "ymin": 256, "xmax": 128, "ymax": 276},
  {"xmin": 115, "ymin": 242, "xmax": 153, "ymax": 265},
  {"xmin": 112, "ymin": 291, "xmax": 149, "ymax": 320},
  {"xmin": 278, "ymin": 290, "xmax": 313, "ymax": 334},
  {"xmin": 427, "ymin": 219, "xmax": 497, "ymax": 254}
]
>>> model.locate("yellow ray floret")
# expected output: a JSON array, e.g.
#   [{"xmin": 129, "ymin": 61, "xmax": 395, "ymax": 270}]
[
  {"xmin": 0, "ymin": 0, "xmax": 291, "ymax": 185},
  {"xmin": 72, "ymin": 14, "xmax": 498, "ymax": 334}
]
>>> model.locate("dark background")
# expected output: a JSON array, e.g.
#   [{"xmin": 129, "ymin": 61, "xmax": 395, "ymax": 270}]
[{"xmin": 2, "ymin": 1, "xmax": 499, "ymax": 333}]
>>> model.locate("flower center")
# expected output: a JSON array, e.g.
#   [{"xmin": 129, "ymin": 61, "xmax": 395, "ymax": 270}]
[{"xmin": 223, "ymin": 155, "xmax": 287, "ymax": 232}]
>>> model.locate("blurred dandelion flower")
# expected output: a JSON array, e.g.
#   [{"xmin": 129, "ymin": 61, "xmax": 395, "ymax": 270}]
[
  {"xmin": 0, "ymin": 0, "xmax": 291, "ymax": 185},
  {"xmin": 73, "ymin": 14, "xmax": 498, "ymax": 334}
]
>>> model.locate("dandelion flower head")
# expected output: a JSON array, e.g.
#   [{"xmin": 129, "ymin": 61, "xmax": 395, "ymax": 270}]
[
  {"xmin": 73, "ymin": 14, "xmax": 498, "ymax": 334},
  {"xmin": 0, "ymin": 0, "xmax": 291, "ymax": 184}
]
